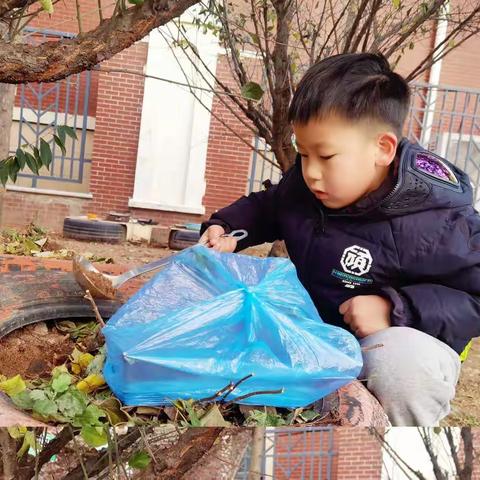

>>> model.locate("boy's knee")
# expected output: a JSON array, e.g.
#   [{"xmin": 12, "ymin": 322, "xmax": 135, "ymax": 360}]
[{"xmin": 359, "ymin": 327, "xmax": 460, "ymax": 426}]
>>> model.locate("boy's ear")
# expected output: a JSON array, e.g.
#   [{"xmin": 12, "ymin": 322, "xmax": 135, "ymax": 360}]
[{"xmin": 376, "ymin": 132, "xmax": 398, "ymax": 166}]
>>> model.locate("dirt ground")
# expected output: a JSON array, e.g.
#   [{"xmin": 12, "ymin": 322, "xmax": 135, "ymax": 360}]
[
  {"xmin": 1, "ymin": 234, "xmax": 479, "ymax": 426},
  {"xmin": 0, "ymin": 322, "xmax": 75, "ymax": 380},
  {"xmin": 443, "ymin": 337, "xmax": 480, "ymax": 426},
  {"xmin": 48, "ymin": 233, "xmax": 271, "ymax": 265}
]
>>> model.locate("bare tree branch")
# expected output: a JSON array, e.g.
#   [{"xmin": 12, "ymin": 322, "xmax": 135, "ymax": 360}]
[
  {"xmin": 382, "ymin": 0, "xmax": 446, "ymax": 59},
  {"xmin": 406, "ymin": 4, "xmax": 480, "ymax": 80},
  {"xmin": 0, "ymin": 0, "xmax": 34, "ymax": 19},
  {"xmin": 418, "ymin": 428, "xmax": 448, "ymax": 480},
  {"xmin": 444, "ymin": 428, "xmax": 462, "ymax": 475},
  {"xmin": 341, "ymin": 0, "xmax": 369, "ymax": 53},
  {"xmin": 0, "ymin": 0, "xmax": 200, "ymax": 83},
  {"xmin": 460, "ymin": 427, "xmax": 474, "ymax": 480},
  {"xmin": 371, "ymin": 427, "xmax": 428, "ymax": 480}
]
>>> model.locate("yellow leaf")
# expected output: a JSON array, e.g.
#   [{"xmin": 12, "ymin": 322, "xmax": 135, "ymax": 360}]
[
  {"xmin": 0, "ymin": 375, "xmax": 26, "ymax": 396},
  {"xmin": 79, "ymin": 353, "xmax": 94, "ymax": 369},
  {"xmin": 40, "ymin": 0, "xmax": 54, "ymax": 14},
  {"xmin": 8, "ymin": 426, "xmax": 27, "ymax": 440},
  {"xmin": 71, "ymin": 351, "xmax": 94, "ymax": 374},
  {"xmin": 76, "ymin": 374, "xmax": 105, "ymax": 393}
]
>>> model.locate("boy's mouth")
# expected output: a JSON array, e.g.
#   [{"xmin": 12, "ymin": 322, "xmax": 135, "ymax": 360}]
[{"xmin": 313, "ymin": 190, "xmax": 329, "ymax": 200}]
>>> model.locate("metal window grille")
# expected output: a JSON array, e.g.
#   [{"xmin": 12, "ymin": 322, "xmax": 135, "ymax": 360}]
[
  {"xmin": 12, "ymin": 27, "xmax": 92, "ymax": 187},
  {"xmin": 235, "ymin": 427, "xmax": 336, "ymax": 480}
]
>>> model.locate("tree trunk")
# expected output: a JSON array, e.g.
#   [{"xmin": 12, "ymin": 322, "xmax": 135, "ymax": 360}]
[
  {"xmin": 270, "ymin": 0, "xmax": 296, "ymax": 172},
  {"xmin": 247, "ymin": 427, "xmax": 265, "ymax": 480},
  {"xmin": 0, "ymin": 21, "xmax": 16, "ymax": 228},
  {"xmin": 0, "ymin": 429, "xmax": 18, "ymax": 480},
  {"xmin": 183, "ymin": 427, "xmax": 253, "ymax": 480},
  {"xmin": 460, "ymin": 427, "xmax": 473, "ymax": 480}
]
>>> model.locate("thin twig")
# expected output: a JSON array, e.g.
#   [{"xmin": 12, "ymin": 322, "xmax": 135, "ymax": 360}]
[
  {"xmin": 361, "ymin": 343, "xmax": 384, "ymax": 352},
  {"xmin": 69, "ymin": 426, "xmax": 89, "ymax": 480},
  {"xmin": 220, "ymin": 373, "xmax": 254, "ymax": 402},
  {"xmin": 223, "ymin": 388, "xmax": 284, "ymax": 408},
  {"xmin": 84, "ymin": 290, "xmax": 106, "ymax": 328},
  {"xmin": 96, "ymin": 66, "xmax": 244, "ymax": 99},
  {"xmin": 139, "ymin": 426, "xmax": 158, "ymax": 465},
  {"xmin": 75, "ymin": 0, "xmax": 82, "ymax": 34},
  {"xmin": 196, "ymin": 382, "xmax": 235, "ymax": 403},
  {"xmin": 97, "ymin": 0, "xmax": 103, "ymax": 22}
]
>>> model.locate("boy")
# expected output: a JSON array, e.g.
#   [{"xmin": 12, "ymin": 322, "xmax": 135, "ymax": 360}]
[{"xmin": 200, "ymin": 53, "xmax": 480, "ymax": 426}]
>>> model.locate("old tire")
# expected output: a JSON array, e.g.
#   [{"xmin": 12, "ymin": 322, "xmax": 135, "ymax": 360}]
[
  {"xmin": 63, "ymin": 216, "xmax": 126, "ymax": 243},
  {"xmin": 0, "ymin": 270, "xmax": 122, "ymax": 339},
  {"xmin": 168, "ymin": 229, "xmax": 200, "ymax": 250},
  {"xmin": 0, "ymin": 268, "xmax": 132, "ymax": 427}
]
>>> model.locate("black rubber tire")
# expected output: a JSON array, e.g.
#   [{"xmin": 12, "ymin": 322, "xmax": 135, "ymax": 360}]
[
  {"xmin": 168, "ymin": 229, "xmax": 200, "ymax": 250},
  {"xmin": 63, "ymin": 216, "xmax": 126, "ymax": 243},
  {"xmin": 0, "ymin": 270, "xmax": 121, "ymax": 340}
]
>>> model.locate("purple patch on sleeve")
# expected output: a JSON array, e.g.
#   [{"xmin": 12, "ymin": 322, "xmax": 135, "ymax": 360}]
[{"xmin": 415, "ymin": 152, "xmax": 458, "ymax": 185}]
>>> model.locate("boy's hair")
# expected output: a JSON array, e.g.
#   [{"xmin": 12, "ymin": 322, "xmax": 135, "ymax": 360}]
[{"xmin": 288, "ymin": 53, "xmax": 411, "ymax": 137}]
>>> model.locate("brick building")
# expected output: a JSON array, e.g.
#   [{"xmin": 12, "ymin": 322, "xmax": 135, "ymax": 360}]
[
  {"xmin": 2, "ymin": 1, "xmax": 480, "ymax": 231},
  {"xmin": 234, "ymin": 427, "xmax": 480, "ymax": 479}
]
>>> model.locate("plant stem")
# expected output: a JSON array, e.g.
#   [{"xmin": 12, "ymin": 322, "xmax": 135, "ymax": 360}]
[
  {"xmin": 223, "ymin": 388, "xmax": 284, "ymax": 408},
  {"xmin": 84, "ymin": 290, "xmax": 106, "ymax": 328}
]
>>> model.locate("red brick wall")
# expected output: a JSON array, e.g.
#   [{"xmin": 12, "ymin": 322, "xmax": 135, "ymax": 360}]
[
  {"xmin": 272, "ymin": 428, "xmax": 338, "ymax": 479},
  {"xmin": 270, "ymin": 428, "xmax": 382, "ymax": 480},
  {"xmin": 202, "ymin": 55, "xmax": 255, "ymax": 217},
  {"xmin": 87, "ymin": 42, "xmax": 148, "ymax": 215},
  {"xmin": 335, "ymin": 428, "xmax": 383, "ymax": 480},
  {"xmin": 27, "ymin": 0, "xmax": 114, "ymax": 33},
  {"xmin": 0, "ymin": 190, "xmax": 85, "ymax": 232}
]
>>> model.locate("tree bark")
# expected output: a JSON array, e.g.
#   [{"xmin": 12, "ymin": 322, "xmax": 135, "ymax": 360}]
[
  {"xmin": 0, "ymin": 0, "xmax": 32, "ymax": 19},
  {"xmin": 17, "ymin": 427, "xmax": 75, "ymax": 480},
  {"xmin": 247, "ymin": 427, "xmax": 264, "ymax": 480},
  {"xmin": 0, "ymin": 0, "xmax": 200, "ymax": 83},
  {"xmin": 62, "ymin": 428, "xmax": 142, "ymax": 480},
  {"xmin": 0, "ymin": 20, "xmax": 16, "ymax": 227},
  {"xmin": 183, "ymin": 427, "xmax": 253, "ymax": 480},
  {"xmin": 136, "ymin": 427, "xmax": 224, "ymax": 480},
  {"xmin": 0, "ymin": 429, "xmax": 18, "ymax": 480},
  {"xmin": 270, "ymin": 0, "xmax": 296, "ymax": 172},
  {"xmin": 460, "ymin": 427, "xmax": 474, "ymax": 480}
]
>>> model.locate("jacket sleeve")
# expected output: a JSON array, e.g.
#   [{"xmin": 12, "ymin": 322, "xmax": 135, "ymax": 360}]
[
  {"xmin": 381, "ymin": 207, "xmax": 480, "ymax": 354},
  {"xmin": 200, "ymin": 183, "xmax": 282, "ymax": 250}
]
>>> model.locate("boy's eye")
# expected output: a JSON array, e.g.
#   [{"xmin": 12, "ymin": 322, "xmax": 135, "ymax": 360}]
[{"xmin": 319, "ymin": 154, "xmax": 336, "ymax": 160}]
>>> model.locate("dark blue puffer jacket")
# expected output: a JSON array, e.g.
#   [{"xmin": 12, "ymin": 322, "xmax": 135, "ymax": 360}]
[{"xmin": 201, "ymin": 138, "xmax": 480, "ymax": 354}]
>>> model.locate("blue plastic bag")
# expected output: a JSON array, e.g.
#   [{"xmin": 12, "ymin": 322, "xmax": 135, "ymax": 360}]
[{"xmin": 103, "ymin": 245, "xmax": 362, "ymax": 408}]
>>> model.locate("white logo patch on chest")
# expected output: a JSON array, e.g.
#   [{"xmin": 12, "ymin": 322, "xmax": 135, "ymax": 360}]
[{"xmin": 340, "ymin": 245, "xmax": 373, "ymax": 276}]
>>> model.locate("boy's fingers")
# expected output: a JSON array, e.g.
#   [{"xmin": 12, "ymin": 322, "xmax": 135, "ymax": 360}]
[
  {"xmin": 212, "ymin": 237, "xmax": 237, "ymax": 253},
  {"xmin": 339, "ymin": 299, "xmax": 352, "ymax": 316},
  {"xmin": 343, "ymin": 311, "xmax": 353, "ymax": 326}
]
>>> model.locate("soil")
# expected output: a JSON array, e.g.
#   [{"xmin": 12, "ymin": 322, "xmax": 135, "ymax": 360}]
[
  {"xmin": 0, "ymin": 322, "xmax": 76, "ymax": 380},
  {"xmin": 443, "ymin": 337, "xmax": 480, "ymax": 426},
  {"xmin": 48, "ymin": 233, "xmax": 271, "ymax": 266},
  {"xmin": 75, "ymin": 267, "xmax": 117, "ymax": 299}
]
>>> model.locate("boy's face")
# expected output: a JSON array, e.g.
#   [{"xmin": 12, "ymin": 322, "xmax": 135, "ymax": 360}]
[{"xmin": 292, "ymin": 115, "xmax": 397, "ymax": 209}]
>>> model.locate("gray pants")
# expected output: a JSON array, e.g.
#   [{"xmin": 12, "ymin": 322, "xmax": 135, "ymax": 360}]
[{"xmin": 360, "ymin": 326, "xmax": 461, "ymax": 426}]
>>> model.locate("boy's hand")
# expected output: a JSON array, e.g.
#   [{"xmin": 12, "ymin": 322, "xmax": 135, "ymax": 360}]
[
  {"xmin": 199, "ymin": 225, "xmax": 237, "ymax": 253},
  {"xmin": 339, "ymin": 295, "xmax": 392, "ymax": 338}
]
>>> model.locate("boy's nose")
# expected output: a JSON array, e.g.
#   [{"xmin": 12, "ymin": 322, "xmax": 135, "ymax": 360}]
[{"xmin": 306, "ymin": 166, "xmax": 323, "ymax": 182}]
